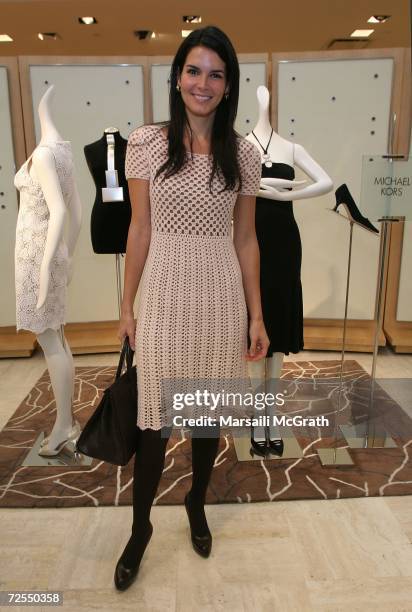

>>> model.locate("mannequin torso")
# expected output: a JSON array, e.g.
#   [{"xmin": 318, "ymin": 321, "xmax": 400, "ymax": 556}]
[{"xmin": 84, "ymin": 129, "xmax": 131, "ymax": 254}]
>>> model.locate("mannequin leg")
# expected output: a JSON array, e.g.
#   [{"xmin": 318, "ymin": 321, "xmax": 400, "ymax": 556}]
[
  {"xmin": 36, "ymin": 328, "xmax": 76, "ymax": 450},
  {"xmin": 248, "ymin": 359, "xmax": 267, "ymax": 447},
  {"xmin": 266, "ymin": 352, "xmax": 284, "ymax": 442},
  {"xmin": 61, "ymin": 325, "xmax": 76, "ymax": 403}
]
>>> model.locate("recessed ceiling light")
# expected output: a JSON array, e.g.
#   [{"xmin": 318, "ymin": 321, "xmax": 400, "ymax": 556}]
[
  {"xmin": 79, "ymin": 17, "xmax": 97, "ymax": 25},
  {"xmin": 368, "ymin": 15, "xmax": 390, "ymax": 24},
  {"xmin": 182, "ymin": 29, "xmax": 193, "ymax": 38},
  {"xmin": 183, "ymin": 16, "xmax": 202, "ymax": 23},
  {"xmin": 38, "ymin": 32, "xmax": 59, "ymax": 41},
  {"xmin": 134, "ymin": 30, "xmax": 153, "ymax": 40},
  {"xmin": 0, "ymin": 34, "xmax": 13, "ymax": 42},
  {"xmin": 351, "ymin": 29, "xmax": 374, "ymax": 38}
]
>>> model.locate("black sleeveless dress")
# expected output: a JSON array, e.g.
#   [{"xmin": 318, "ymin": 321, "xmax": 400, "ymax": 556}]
[{"xmin": 253, "ymin": 162, "xmax": 304, "ymax": 357}]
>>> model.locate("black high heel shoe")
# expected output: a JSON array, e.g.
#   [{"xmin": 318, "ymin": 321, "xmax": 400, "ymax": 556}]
[
  {"xmin": 268, "ymin": 438, "xmax": 284, "ymax": 457},
  {"xmin": 334, "ymin": 184, "xmax": 379, "ymax": 234},
  {"xmin": 114, "ymin": 521, "xmax": 153, "ymax": 591},
  {"xmin": 184, "ymin": 492, "xmax": 212, "ymax": 558},
  {"xmin": 250, "ymin": 427, "xmax": 269, "ymax": 458}
]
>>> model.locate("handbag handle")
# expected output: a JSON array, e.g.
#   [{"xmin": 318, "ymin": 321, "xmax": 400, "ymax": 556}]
[{"xmin": 115, "ymin": 336, "xmax": 135, "ymax": 380}]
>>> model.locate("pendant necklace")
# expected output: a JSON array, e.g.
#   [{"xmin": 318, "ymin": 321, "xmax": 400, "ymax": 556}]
[{"xmin": 251, "ymin": 128, "xmax": 273, "ymax": 168}]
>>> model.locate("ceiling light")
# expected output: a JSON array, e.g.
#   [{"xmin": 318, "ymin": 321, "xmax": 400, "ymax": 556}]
[
  {"xmin": 38, "ymin": 32, "xmax": 59, "ymax": 41},
  {"xmin": 79, "ymin": 17, "xmax": 97, "ymax": 25},
  {"xmin": 182, "ymin": 29, "xmax": 193, "ymax": 38},
  {"xmin": 350, "ymin": 29, "xmax": 374, "ymax": 38},
  {"xmin": 151, "ymin": 32, "xmax": 156, "ymax": 38},
  {"xmin": 368, "ymin": 15, "xmax": 390, "ymax": 24},
  {"xmin": 134, "ymin": 30, "xmax": 153, "ymax": 40},
  {"xmin": 0, "ymin": 34, "xmax": 13, "ymax": 42},
  {"xmin": 183, "ymin": 16, "xmax": 202, "ymax": 23}
]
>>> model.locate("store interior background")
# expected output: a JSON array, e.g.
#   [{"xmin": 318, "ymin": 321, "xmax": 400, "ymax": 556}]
[
  {"xmin": 0, "ymin": 0, "xmax": 411, "ymax": 369},
  {"xmin": 1, "ymin": 1, "xmax": 412, "ymax": 608}
]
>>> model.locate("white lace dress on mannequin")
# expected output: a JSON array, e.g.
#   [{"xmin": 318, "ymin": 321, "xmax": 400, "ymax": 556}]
[{"xmin": 14, "ymin": 141, "xmax": 73, "ymax": 334}]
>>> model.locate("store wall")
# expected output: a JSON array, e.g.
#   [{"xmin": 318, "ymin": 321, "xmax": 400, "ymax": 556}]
[
  {"xmin": 0, "ymin": 66, "xmax": 19, "ymax": 326},
  {"xmin": 276, "ymin": 57, "xmax": 393, "ymax": 320},
  {"xmin": 396, "ymin": 129, "xmax": 412, "ymax": 321},
  {"xmin": 1, "ymin": 49, "xmax": 410, "ymax": 347}
]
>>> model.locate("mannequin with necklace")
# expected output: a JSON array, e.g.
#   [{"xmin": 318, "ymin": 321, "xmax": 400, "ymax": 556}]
[{"xmin": 246, "ymin": 85, "xmax": 333, "ymax": 458}]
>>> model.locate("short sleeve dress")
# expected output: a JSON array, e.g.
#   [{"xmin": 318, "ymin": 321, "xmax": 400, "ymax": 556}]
[{"xmin": 125, "ymin": 124, "xmax": 262, "ymax": 430}]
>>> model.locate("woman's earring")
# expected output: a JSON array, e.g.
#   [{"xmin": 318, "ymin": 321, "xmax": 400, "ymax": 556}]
[
  {"xmin": 224, "ymin": 92, "xmax": 229, "ymax": 100},
  {"xmin": 176, "ymin": 84, "xmax": 181, "ymax": 92}
]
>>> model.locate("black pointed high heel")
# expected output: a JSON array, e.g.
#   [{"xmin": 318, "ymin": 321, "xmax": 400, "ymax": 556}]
[
  {"xmin": 114, "ymin": 521, "xmax": 153, "ymax": 591},
  {"xmin": 268, "ymin": 438, "xmax": 284, "ymax": 457},
  {"xmin": 184, "ymin": 492, "xmax": 212, "ymax": 558},
  {"xmin": 334, "ymin": 184, "xmax": 379, "ymax": 234},
  {"xmin": 250, "ymin": 426, "xmax": 269, "ymax": 458}
]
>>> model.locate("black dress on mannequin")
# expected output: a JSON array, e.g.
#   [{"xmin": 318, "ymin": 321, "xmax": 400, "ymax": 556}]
[
  {"xmin": 84, "ymin": 131, "xmax": 131, "ymax": 254},
  {"xmin": 252, "ymin": 162, "xmax": 304, "ymax": 357}
]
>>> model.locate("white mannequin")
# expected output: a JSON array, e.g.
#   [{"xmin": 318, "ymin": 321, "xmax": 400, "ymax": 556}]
[
  {"xmin": 27, "ymin": 85, "xmax": 82, "ymax": 455},
  {"xmin": 246, "ymin": 85, "xmax": 333, "ymax": 448}
]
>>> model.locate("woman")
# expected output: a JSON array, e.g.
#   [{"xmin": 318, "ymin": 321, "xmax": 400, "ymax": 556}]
[{"xmin": 116, "ymin": 25, "xmax": 269, "ymax": 591}]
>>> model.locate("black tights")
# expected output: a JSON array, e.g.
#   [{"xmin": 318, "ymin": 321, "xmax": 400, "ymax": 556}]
[{"xmin": 121, "ymin": 426, "xmax": 220, "ymax": 566}]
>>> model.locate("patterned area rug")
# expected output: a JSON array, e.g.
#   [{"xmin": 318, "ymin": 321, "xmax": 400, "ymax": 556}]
[{"xmin": 0, "ymin": 360, "xmax": 411, "ymax": 508}]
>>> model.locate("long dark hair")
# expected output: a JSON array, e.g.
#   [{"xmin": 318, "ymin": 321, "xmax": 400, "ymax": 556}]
[{"xmin": 154, "ymin": 25, "xmax": 242, "ymax": 194}]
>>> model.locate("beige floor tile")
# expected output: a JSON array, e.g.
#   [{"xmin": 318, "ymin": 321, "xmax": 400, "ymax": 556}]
[
  {"xmin": 241, "ymin": 578, "xmax": 313, "ymax": 612},
  {"xmin": 286, "ymin": 498, "xmax": 412, "ymax": 580},
  {"xmin": 307, "ymin": 576, "xmax": 412, "ymax": 611}
]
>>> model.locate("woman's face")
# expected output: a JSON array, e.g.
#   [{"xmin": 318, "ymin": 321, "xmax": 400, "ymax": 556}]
[{"xmin": 178, "ymin": 45, "xmax": 228, "ymax": 118}]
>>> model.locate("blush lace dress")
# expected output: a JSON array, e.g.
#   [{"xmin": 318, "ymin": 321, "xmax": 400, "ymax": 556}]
[{"xmin": 125, "ymin": 125, "xmax": 262, "ymax": 430}]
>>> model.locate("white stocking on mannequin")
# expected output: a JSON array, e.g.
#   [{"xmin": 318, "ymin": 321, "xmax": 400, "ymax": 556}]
[
  {"xmin": 247, "ymin": 85, "xmax": 333, "ymax": 452},
  {"xmin": 27, "ymin": 85, "xmax": 82, "ymax": 453},
  {"xmin": 37, "ymin": 327, "xmax": 76, "ymax": 450}
]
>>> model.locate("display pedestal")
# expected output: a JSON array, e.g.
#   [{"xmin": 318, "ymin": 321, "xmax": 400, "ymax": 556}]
[
  {"xmin": 22, "ymin": 432, "xmax": 93, "ymax": 467},
  {"xmin": 115, "ymin": 253, "xmax": 123, "ymax": 320},
  {"xmin": 331, "ymin": 209, "xmax": 398, "ymax": 451},
  {"xmin": 309, "ymin": 209, "xmax": 356, "ymax": 466}
]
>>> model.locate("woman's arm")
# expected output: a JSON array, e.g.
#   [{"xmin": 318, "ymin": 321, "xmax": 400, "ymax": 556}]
[
  {"xmin": 233, "ymin": 193, "xmax": 269, "ymax": 360},
  {"xmin": 118, "ymin": 177, "xmax": 151, "ymax": 349}
]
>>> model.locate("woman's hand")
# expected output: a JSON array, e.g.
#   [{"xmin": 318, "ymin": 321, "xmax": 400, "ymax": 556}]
[
  {"xmin": 118, "ymin": 311, "xmax": 136, "ymax": 350},
  {"xmin": 246, "ymin": 319, "xmax": 270, "ymax": 361}
]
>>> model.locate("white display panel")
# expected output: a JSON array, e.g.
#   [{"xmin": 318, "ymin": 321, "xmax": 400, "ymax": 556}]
[
  {"xmin": 396, "ymin": 131, "xmax": 412, "ymax": 322},
  {"xmin": 29, "ymin": 64, "xmax": 145, "ymax": 323},
  {"xmin": 151, "ymin": 60, "xmax": 267, "ymax": 135},
  {"xmin": 0, "ymin": 66, "xmax": 19, "ymax": 327},
  {"xmin": 277, "ymin": 58, "xmax": 393, "ymax": 320},
  {"xmin": 237, "ymin": 63, "xmax": 267, "ymax": 136},
  {"xmin": 151, "ymin": 64, "xmax": 171, "ymax": 123},
  {"xmin": 397, "ymin": 221, "xmax": 412, "ymax": 321}
]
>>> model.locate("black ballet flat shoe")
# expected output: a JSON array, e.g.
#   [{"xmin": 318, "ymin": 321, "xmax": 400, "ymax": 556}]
[
  {"xmin": 268, "ymin": 438, "xmax": 284, "ymax": 457},
  {"xmin": 334, "ymin": 184, "xmax": 379, "ymax": 234},
  {"xmin": 114, "ymin": 522, "xmax": 153, "ymax": 591},
  {"xmin": 250, "ymin": 435, "xmax": 269, "ymax": 458},
  {"xmin": 184, "ymin": 492, "xmax": 212, "ymax": 558}
]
